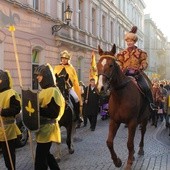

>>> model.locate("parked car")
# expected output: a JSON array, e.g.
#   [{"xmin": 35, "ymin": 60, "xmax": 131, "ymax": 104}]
[{"xmin": 0, "ymin": 113, "xmax": 28, "ymax": 149}]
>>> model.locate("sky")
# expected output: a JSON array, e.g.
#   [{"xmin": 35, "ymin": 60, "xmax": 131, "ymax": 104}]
[{"xmin": 144, "ymin": 0, "xmax": 170, "ymax": 41}]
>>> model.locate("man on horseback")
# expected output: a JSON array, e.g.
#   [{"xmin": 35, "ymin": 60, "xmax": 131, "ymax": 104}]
[
  {"xmin": 54, "ymin": 50, "xmax": 83, "ymax": 124},
  {"xmin": 116, "ymin": 26, "xmax": 157, "ymax": 110}
]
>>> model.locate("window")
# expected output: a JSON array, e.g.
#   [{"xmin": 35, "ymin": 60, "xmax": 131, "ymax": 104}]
[
  {"xmin": 32, "ymin": 49, "xmax": 39, "ymax": 90},
  {"xmin": 92, "ymin": 8, "xmax": 96, "ymax": 35},
  {"xmin": 102, "ymin": 15, "xmax": 106, "ymax": 39},
  {"xmin": 45, "ymin": 0, "xmax": 50, "ymax": 15},
  {"xmin": 33, "ymin": 0, "xmax": 39, "ymax": 10},
  {"xmin": 62, "ymin": 1, "xmax": 66, "ymax": 22},
  {"xmin": 110, "ymin": 21, "xmax": 114, "ymax": 42},
  {"xmin": 77, "ymin": 57, "xmax": 83, "ymax": 80},
  {"xmin": 79, "ymin": 0, "xmax": 84, "ymax": 29}
]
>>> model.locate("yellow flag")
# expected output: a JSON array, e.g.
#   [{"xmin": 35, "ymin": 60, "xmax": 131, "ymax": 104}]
[{"xmin": 89, "ymin": 51, "xmax": 98, "ymax": 83}]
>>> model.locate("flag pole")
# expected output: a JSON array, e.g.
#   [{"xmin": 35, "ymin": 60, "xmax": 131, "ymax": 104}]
[{"xmin": 9, "ymin": 25, "xmax": 35, "ymax": 163}]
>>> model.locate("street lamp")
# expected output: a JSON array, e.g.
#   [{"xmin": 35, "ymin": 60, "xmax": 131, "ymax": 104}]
[{"xmin": 52, "ymin": 5, "xmax": 73, "ymax": 35}]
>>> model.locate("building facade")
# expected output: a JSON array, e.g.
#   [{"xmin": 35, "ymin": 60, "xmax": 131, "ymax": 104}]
[
  {"xmin": 144, "ymin": 14, "xmax": 168, "ymax": 80},
  {"xmin": 0, "ymin": 0, "xmax": 146, "ymax": 92}
]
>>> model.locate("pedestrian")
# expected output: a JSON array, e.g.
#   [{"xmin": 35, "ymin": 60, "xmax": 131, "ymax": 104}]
[
  {"xmin": 34, "ymin": 63, "xmax": 65, "ymax": 170},
  {"xmin": 79, "ymin": 81, "xmax": 88, "ymax": 127},
  {"xmin": 159, "ymin": 83, "xmax": 168, "ymax": 122},
  {"xmin": 165, "ymin": 90, "xmax": 170, "ymax": 127},
  {"xmin": 151, "ymin": 82, "xmax": 161, "ymax": 127},
  {"xmin": 116, "ymin": 26, "xmax": 156, "ymax": 110},
  {"xmin": 164, "ymin": 80, "xmax": 170, "ymax": 91},
  {"xmin": 54, "ymin": 50, "xmax": 83, "ymax": 125},
  {"xmin": 83, "ymin": 78, "xmax": 100, "ymax": 131},
  {"xmin": 0, "ymin": 70, "xmax": 21, "ymax": 170}
]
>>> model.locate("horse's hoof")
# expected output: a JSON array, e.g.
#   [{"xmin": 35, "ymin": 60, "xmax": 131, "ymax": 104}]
[
  {"xmin": 55, "ymin": 157, "xmax": 61, "ymax": 163},
  {"xmin": 125, "ymin": 164, "xmax": 132, "ymax": 170},
  {"xmin": 114, "ymin": 157, "xmax": 122, "ymax": 168},
  {"xmin": 69, "ymin": 149, "xmax": 74, "ymax": 154},
  {"xmin": 138, "ymin": 149, "xmax": 144, "ymax": 155}
]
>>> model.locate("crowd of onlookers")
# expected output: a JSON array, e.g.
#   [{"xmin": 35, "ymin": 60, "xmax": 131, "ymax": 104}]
[
  {"xmin": 79, "ymin": 79, "xmax": 170, "ymax": 131},
  {"xmin": 151, "ymin": 79, "xmax": 170, "ymax": 128}
]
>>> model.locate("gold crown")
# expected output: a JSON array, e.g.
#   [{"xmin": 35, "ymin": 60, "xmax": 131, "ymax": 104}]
[{"xmin": 60, "ymin": 50, "xmax": 71, "ymax": 60}]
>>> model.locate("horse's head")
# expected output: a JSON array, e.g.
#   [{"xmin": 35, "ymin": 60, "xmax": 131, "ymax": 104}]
[
  {"xmin": 55, "ymin": 73, "xmax": 70, "ymax": 99},
  {"xmin": 96, "ymin": 44, "xmax": 121, "ymax": 92}
]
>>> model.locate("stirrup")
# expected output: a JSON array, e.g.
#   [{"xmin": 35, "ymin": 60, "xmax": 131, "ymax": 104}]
[{"xmin": 150, "ymin": 103, "xmax": 158, "ymax": 110}]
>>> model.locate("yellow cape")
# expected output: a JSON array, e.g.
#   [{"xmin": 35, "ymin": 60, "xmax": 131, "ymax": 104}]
[{"xmin": 54, "ymin": 64, "xmax": 82, "ymax": 104}]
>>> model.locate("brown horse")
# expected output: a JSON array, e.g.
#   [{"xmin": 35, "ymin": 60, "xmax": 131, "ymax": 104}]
[{"xmin": 96, "ymin": 44, "xmax": 151, "ymax": 170}]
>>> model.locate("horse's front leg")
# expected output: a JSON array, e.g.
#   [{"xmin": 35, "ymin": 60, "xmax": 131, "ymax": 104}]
[
  {"xmin": 106, "ymin": 119, "xmax": 121, "ymax": 167},
  {"xmin": 126, "ymin": 121, "xmax": 137, "ymax": 170},
  {"xmin": 138, "ymin": 118, "xmax": 148, "ymax": 155}
]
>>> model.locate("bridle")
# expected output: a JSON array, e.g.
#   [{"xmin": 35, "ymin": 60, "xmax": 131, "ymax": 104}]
[{"xmin": 98, "ymin": 57, "xmax": 131, "ymax": 91}]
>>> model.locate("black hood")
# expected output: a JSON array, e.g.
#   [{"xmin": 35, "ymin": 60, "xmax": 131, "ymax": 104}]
[
  {"xmin": 34, "ymin": 64, "xmax": 55, "ymax": 89},
  {"xmin": 0, "ymin": 70, "xmax": 10, "ymax": 92}
]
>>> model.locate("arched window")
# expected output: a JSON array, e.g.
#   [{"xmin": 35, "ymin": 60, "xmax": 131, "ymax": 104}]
[{"xmin": 32, "ymin": 49, "xmax": 39, "ymax": 90}]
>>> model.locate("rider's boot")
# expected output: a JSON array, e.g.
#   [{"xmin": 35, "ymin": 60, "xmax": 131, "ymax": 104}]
[
  {"xmin": 145, "ymin": 89, "xmax": 158, "ymax": 110},
  {"xmin": 74, "ymin": 102, "xmax": 83, "ymax": 122},
  {"xmin": 135, "ymin": 73, "xmax": 157, "ymax": 111}
]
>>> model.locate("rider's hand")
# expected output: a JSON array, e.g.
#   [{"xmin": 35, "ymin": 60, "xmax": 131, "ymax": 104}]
[{"xmin": 139, "ymin": 66, "xmax": 143, "ymax": 70}]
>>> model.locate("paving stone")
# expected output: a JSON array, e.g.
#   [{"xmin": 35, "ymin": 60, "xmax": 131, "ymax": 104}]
[{"xmin": 0, "ymin": 118, "xmax": 170, "ymax": 170}]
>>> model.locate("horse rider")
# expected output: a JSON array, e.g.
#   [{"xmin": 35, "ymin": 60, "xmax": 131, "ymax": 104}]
[
  {"xmin": 116, "ymin": 26, "xmax": 156, "ymax": 110},
  {"xmin": 54, "ymin": 50, "xmax": 83, "ymax": 124}
]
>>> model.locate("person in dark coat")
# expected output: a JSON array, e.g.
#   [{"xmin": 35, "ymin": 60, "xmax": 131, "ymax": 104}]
[{"xmin": 83, "ymin": 78, "xmax": 100, "ymax": 131}]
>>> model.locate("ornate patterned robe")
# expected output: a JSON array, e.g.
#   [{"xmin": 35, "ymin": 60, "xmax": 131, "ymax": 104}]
[{"xmin": 116, "ymin": 46, "xmax": 148, "ymax": 71}]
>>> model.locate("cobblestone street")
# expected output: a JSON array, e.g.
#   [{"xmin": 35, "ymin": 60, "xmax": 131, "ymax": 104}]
[{"xmin": 0, "ymin": 118, "xmax": 170, "ymax": 170}]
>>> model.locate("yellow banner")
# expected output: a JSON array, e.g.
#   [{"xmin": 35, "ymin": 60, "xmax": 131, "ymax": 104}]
[{"xmin": 89, "ymin": 51, "xmax": 98, "ymax": 83}]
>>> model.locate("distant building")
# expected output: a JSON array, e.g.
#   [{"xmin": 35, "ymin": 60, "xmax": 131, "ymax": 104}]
[
  {"xmin": 144, "ymin": 14, "xmax": 168, "ymax": 80},
  {"xmin": 165, "ymin": 42, "xmax": 170, "ymax": 80}
]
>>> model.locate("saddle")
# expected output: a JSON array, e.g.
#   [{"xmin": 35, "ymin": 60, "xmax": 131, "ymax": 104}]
[
  {"xmin": 128, "ymin": 76, "xmax": 144, "ymax": 95},
  {"xmin": 125, "ymin": 69, "xmax": 151, "ymax": 97}
]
